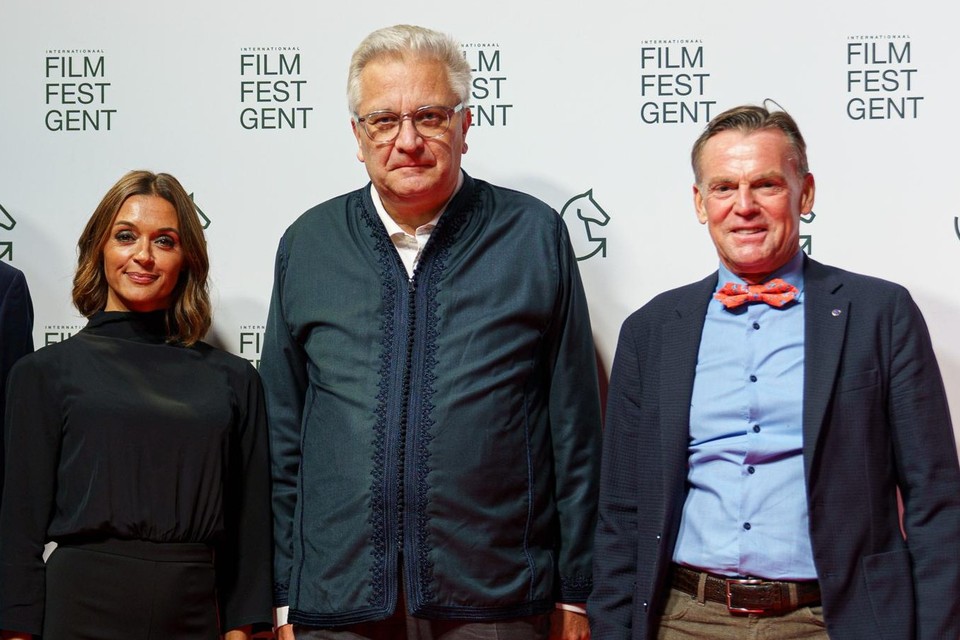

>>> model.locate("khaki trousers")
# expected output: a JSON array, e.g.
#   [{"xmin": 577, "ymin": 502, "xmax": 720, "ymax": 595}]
[{"xmin": 656, "ymin": 587, "xmax": 829, "ymax": 639}]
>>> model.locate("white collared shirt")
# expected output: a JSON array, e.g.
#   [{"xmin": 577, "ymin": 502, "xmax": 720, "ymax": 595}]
[{"xmin": 371, "ymin": 171, "xmax": 464, "ymax": 278}]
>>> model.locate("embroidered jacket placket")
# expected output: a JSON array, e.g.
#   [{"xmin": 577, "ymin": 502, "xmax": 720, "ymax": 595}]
[
  {"xmin": 265, "ymin": 174, "xmax": 601, "ymax": 627},
  {"xmin": 365, "ymin": 196, "xmax": 453, "ymax": 616}
]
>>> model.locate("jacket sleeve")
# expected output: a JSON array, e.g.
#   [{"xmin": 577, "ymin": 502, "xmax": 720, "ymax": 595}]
[
  {"xmin": 0, "ymin": 267, "xmax": 35, "ymax": 495},
  {"xmin": 259, "ymin": 234, "xmax": 310, "ymax": 607},
  {"xmin": 0, "ymin": 354, "xmax": 59, "ymax": 635},
  {"xmin": 0, "ymin": 267, "xmax": 34, "ymax": 389},
  {"xmin": 887, "ymin": 289, "xmax": 960, "ymax": 639},
  {"xmin": 215, "ymin": 363, "xmax": 274, "ymax": 630},
  {"xmin": 547, "ymin": 220, "xmax": 603, "ymax": 603},
  {"xmin": 587, "ymin": 318, "xmax": 641, "ymax": 640}
]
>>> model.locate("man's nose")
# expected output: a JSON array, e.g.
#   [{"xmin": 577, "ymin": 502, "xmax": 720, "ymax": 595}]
[
  {"xmin": 393, "ymin": 117, "xmax": 424, "ymax": 151},
  {"xmin": 735, "ymin": 185, "xmax": 758, "ymax": 212}
]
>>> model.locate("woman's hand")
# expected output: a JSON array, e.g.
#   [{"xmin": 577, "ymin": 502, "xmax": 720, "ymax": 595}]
[{"xmin": 222, "ymin": 625, "xmax": 253, "ymax": 640}]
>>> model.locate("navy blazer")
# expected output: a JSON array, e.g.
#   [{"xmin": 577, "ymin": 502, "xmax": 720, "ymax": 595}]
[
  {"xmin": 0, "ymin": 261, "xmax": 34, "ymax": 499},
  {"xmin": 589, "ymin": 257, "xmax": 960, "ymax": 640}
]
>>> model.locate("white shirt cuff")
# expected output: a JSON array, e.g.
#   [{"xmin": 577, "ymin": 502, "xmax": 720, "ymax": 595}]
[
  {"xmin": 556, "ymin": 602, "xmax": 587, "ymax": 614},
  {"xmin": 274, "ymin": 605, "xmax": 290, "ymax": 629}
]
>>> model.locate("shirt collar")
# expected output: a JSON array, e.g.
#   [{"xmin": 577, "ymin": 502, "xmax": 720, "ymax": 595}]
[{"xmin": 371, "ymin": 170, "xmax": 465, "ymax": 238}]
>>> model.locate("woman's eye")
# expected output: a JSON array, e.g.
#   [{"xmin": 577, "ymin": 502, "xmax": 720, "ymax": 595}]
[
  {"xmin": 115, "ymin": 230, "xmax": 136, "ymax": 243},
  {"xmin": 155, "ymin": 235, "xmax": 177, "ymax": 249}
]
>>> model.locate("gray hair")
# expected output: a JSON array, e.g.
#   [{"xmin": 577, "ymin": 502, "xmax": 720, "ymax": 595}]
[{"xmin": 347, "ymin": 24, "xmax": 472, "ymax": 115}]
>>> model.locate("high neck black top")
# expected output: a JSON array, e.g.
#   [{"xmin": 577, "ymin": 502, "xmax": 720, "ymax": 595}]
[{"xmin": 0, "ymin": 311, "xmax": 272, "ymax": 633}]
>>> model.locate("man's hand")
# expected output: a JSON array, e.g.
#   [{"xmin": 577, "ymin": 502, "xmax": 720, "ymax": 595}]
[
  {"xmin": 276, "ymin": 623, "xmax": 296, "ymax": 640},
  {"xmin": 549, "ymin": 608, "xmax": 590, "ymax": 640}
]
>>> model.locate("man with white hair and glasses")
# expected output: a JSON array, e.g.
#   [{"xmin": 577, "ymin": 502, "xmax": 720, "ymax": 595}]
[{"xmin": 261, "ymin": 24, "xmax": 602, "ymax": 640}]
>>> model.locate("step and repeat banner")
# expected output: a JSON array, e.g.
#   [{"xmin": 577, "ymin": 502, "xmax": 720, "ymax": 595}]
[{"xmin": 1, "ymin": 0, "xmax": 957, "ymax": 448}]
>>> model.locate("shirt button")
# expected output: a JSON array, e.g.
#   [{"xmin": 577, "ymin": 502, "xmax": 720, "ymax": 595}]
[
  {"xmin": 747, "ymin": 466, "xmax": 755, "ymax": 474},
  {"xmin": 743, "ymin": 522, "xmax": 752, "ymax": 530},
  {"xmin": 752, "ymin": 322, "xmax": 760, "ymax": 330},
  {"xmin": 749, "ymin": 374, "xmax": 758, "ymax": 382},
  {"xmin": 753, "ymin": 425, "xmax": 761, "ymax": 433}
]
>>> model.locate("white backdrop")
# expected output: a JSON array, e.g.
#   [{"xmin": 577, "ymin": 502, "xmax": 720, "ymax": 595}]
[{"xmin": 1, "ymin": 0, "xmax": 957, "ymax": 452}]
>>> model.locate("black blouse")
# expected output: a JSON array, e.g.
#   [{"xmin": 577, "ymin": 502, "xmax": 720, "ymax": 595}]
[{"xmin": 0, "ymin": 311, "xmax": 272, "ymax": 634}]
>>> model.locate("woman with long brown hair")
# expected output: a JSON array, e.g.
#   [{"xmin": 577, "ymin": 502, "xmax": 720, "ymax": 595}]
[{"xmin": 0, "ymin": 170, "xmax": 272, "ymax": 639}]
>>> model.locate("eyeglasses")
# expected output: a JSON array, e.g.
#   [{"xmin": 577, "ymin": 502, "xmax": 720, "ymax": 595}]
[{"xmin": 355, "ymin": 103, "xmax": 464, "ymax": 144}]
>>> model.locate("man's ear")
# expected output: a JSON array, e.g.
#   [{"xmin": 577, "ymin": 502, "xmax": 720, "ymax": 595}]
[
  {"xmin": 460, "ymin": 106, "xmax": 472, "ymax": 154},
  {"xmin": 693, "ymin": 184, "xmax": 708, "ymax": 224},
  {"xmin": 351, "ymin": 119, "xmax": 365, "ymax": 163},
  {"xmin": 800, "ymin": 172, "xmax": 815, "ymax": 213}
]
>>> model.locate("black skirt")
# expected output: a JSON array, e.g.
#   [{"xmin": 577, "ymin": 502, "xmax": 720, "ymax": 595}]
[{"xmin": 43, "ymin": 539, "xmax": 219, "ymax": 640}]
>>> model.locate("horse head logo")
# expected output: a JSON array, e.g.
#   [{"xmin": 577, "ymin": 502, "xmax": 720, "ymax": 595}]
[
  {"xmin": 1, "ymin": 202, "xmax": 17, "ymax": 261},
  {"xmin": 800, "ymin": 210, "xmax": 816, "ymax": 255},
  {"xmin": 560, "ymin": 189, "xmax": 610, "ymax": 261},
  {"xmin": 0, "ymin": 202, "xmax": 15, "ymax": 231},
  {"xmin": 189, "ymin": 193, "xmax": 211, "ymax": 230}
]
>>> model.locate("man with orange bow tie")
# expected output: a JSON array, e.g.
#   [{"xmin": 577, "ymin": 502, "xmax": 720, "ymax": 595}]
[{"xmin": 589, "ymin": 104, "xmax": 960, "ymax": 640}]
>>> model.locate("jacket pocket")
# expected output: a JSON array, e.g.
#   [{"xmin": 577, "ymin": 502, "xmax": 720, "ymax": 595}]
[{"xmin": 862, "ymin": 548, "xmax": 916, "ymax": 640}]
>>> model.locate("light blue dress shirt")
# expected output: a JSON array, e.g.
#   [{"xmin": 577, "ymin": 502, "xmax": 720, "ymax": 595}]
[{"xmin": 672, "ymin": 250, "xmax": 817, "ymax": 580}]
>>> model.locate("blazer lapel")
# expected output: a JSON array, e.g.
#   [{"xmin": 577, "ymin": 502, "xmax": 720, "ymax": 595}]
[
  {"xmin": 802, "ymin": 257, "xmax": 850, "ymax": 481},
  {"xmin": 660, "ymin": 274, "xmax": 715, "ymax": 490}
]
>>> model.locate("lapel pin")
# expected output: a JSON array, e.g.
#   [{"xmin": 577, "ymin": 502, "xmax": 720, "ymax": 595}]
[{"xmin": 831, "ymin": 309, "xmax": 842, "ymax": 317}]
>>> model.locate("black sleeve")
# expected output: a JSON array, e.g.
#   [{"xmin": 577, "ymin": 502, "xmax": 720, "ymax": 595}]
[
  {"xmin": 214, "ymin": 364, "xmax": 274, "ymax": 631},
  {"xmin": 0, "ymin": 354, "xmax": 59, "ymax": 636}
]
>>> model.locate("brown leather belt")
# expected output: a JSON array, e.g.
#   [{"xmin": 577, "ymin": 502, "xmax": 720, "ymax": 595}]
[{"xmin": 671, "ymin": 564, "xmax": 821, "ymax": 615}]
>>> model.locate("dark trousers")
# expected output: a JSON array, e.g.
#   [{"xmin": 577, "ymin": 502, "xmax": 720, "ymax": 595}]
[
  {"xmin": 293, "ymin": 576, "xmax": 550, "ymax": 640},
  {"xmin": 43, "ymin": 539, "xmax": 219, "ymax": 640}
]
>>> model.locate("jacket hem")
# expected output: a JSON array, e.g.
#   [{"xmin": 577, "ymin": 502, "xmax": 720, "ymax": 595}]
[{"xmin": 288, "ymin": 600, "xmax": 555, "ymax": 626}]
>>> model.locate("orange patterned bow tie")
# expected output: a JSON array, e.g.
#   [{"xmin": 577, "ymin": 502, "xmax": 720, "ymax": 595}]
[{"xmin": 714, "ymin": 278, "xmax": 798, "ymax": 309}]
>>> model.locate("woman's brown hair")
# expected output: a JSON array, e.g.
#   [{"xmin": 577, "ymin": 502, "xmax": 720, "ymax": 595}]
[{"xmin": 72, "ymin": 170, "xmax": 211, "ymax": 346}]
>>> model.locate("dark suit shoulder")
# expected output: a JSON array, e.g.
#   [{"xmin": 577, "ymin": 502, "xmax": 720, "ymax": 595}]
[
  {"xmin": 472, "ymin": 178, "xmax": 556, "ymax": 217},
  {"xmin": 0, "ymin": 261, "xmax": 24, "ymax": 288},
  {"xmin": 805, "ymin": 258, "xmax": 914, "ymax": 304},
  {"xmin": 286, "ymin": 189, "xmax": 362, "ymax": 236},
  {"xmin": 622, "ymin": 273, "xmax": 717, "ymax": 329}
]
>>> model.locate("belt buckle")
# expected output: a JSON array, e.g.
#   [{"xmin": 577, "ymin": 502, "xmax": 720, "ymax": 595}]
[{"xmin": 725, "ymin": 578, "xmax": 767, "ymax": 614}]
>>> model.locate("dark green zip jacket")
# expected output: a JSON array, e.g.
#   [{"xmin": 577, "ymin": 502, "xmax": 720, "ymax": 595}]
[{"xmin": 261, "ymin": 172, "xmax": 602, "ymax": 627}]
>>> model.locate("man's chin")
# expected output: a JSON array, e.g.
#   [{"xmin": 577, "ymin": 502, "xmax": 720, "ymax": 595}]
[
  {"xmin": 389, "ymin": 165, "xmax": 434, "ymax": 178},
  {"xmin": 386, "ymin": 176, "xmax": 448, "ymax": 198}
]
